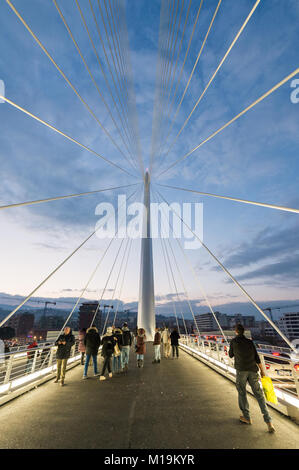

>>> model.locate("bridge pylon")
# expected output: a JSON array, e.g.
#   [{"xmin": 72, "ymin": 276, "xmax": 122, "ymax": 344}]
[{"xmin": 137, "ymin": 170, "xmax": 155, "ymax": 341}]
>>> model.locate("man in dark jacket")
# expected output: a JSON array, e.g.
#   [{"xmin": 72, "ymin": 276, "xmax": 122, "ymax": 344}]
[
  {"xmin": 54, "ymin": 327, "xmax": 75, "ymax": 386},
  {"xmin": 83, "ymin": 326, "xmax": 101, "ymax": 379},
  {"xmin": 170, "ymin": 328, "xmax": 180, "ymax": 358},
  {"xmin": 121, "ymin": 323, "xmax": 132, "ymax": 372},
  {"xmin": 229, "ymin": 323, "xmax": 275, "ymax": 432}
]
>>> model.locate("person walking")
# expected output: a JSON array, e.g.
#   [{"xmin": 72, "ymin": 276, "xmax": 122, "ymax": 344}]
[
  {"xmin": 112, "ymin": 326, "xmax": 123, "ymax": 374},
  {"xmin": 135, "ymin": 328, "xmax": 146, "ymax": 368},
  {"xmin": 78, "ymin": 328, "xmax": 86, "ymax": 365},
  {"xmin": 26, "ymin": 339, "xmax": 38, "ymax": 374},
  {"xmin": 100, "ymin": 326, "xmax": 116, "ymax": 381},
  {"xmin": 54, "ymin": 327, "xmax": 75, "ymax": 386},
  {"xmin": 161, "ymin": 327, "xmax": 171, "ymax": 358},
  {"xmin": 229, "ymin": 323, "xmax": 275, "ymax": 433},
  {"xmin": 153, "ymin": 328, "xmax": 161, "ymax": 363},
  {"xmin": 83, "ymin": 326, "xmax": 101, "ymax": 379},
  {"xmin": 170, "ymin": 327, "xmax": 180, "ymax": 358},
  {"xmin": 121, "ymin": 322, "xmax": 132, "ymax": 372}
]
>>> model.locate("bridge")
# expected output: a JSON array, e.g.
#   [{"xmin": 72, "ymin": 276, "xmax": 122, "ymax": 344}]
[{"xmin": 0, "ymin": 0, "xmax": 299, "ymax": 450}]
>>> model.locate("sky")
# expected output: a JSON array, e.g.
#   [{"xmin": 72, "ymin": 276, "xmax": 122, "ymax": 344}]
[{"xmin": 0, "ymin": 0, "xmax": 298, "ymax": 322}]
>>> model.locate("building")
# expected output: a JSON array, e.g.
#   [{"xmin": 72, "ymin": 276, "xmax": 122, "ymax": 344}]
[
  {"xmin": 194, "ymin": 312, "xmax": 231, "ymax": 332},
  {"xmin": 6, "ymin": 312, "xmax": 35, "ymax": 338},
  {"xmin": 279, "ymin": 312, "xmax": 299, "ymax": 340},
  {"xmin": 78, "ymin": 303, "xmax": 101, "ymax": 331}
]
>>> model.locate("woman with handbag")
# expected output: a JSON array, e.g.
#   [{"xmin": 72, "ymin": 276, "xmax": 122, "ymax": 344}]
[
  {"xmin": 99, "ymin": 327, "xmax": 116, "ymax": 381},
  {"xmin": 135, "ymin": 328, "xmax": 146, "ymax": 368}
]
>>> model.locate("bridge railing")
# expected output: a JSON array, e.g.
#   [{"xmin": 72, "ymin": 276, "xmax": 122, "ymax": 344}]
[
  {"xmin": 0, "ymin": 340, "xmax": 81, "ymax": 403},
  {"xmin": 179, "ymin": 335, "xmax": 299, "ymax": 423}
]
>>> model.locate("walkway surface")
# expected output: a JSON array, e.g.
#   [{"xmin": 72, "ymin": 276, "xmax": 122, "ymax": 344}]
[{"xmin": 0, "ymin": 345, "xmax": 298, "ymax": 449}]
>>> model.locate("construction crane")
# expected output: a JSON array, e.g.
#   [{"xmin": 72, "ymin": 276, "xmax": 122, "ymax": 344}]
[{"xmin": 263, "ymin": 304, "xmax": 299, "ymax": 322}]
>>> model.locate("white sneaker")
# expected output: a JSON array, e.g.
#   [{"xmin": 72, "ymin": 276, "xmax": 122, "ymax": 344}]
[
  {"xmin": 99, "ymin": 376, "xmax": 106, "ymax": 381},
  {"xmin": 109, "ymin": 372, "xmax": 113, "ymax": 378},
  {"xmin": 82, "ymin": 376, "xmax": 88, "ymax": 380},
  {"xmin": 94, "ymin": 373, "xmax": 100, "ymax": 377}
]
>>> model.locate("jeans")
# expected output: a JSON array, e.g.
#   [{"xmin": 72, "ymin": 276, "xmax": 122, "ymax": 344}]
[
  {"xmin": 137, "ymin": 354, "xmax": 144, "ymax": 361},
  {"xmin": 172, "ymin": 345, "xmax": 179, "ymax": 357},
  {"xmin": 112, "ymin": 354, "xmax": 122, "ymax": 372},
  {"xmin": 121, "ymin": 346, "xmax": 130, "ymax": 367},
  {"xmin": 81, "ymin": 352, "xmax": 85, "ymax": 365},
  {"xmin": 236, "ymin": 371, "xmax": 272, "ymax": 423},
  {"xmin": 154, "ymin": 345, "xmax": 161, "ymax": 361},
  {"xmin": 83, "ymin": 354, "xmax": 98, "ymax": 376},
  {"xmin": 56, "ymin": 359, "xmax": 67, "ymax": 380},
  {"xmin": 101, "ymin": 355, "xmax": 112, "ymax": 375}
]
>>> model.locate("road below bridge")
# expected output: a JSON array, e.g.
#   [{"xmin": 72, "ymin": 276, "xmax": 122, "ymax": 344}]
[{"xmin": 0, "ymin": 345, "xmax": 298, "ymax": 449}]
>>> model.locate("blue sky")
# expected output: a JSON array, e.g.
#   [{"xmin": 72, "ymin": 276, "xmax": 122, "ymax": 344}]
[{"xmin": 0, "ymin": 0, "xmax": 298, "ymax": 320}]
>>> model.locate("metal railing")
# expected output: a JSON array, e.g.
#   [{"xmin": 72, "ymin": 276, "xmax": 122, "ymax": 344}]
[
  {"xmin": 179, "ymin": 335, "xmax": 299, "ymax": 422},
  {"xmin": 0, "ymin": 340, "xmax": 81, "ymax": 400}
]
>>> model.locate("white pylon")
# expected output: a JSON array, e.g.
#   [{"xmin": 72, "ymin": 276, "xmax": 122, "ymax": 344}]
[{"xmin": 137, "ymin": 170, "xmax": 156, "ymax": 341}]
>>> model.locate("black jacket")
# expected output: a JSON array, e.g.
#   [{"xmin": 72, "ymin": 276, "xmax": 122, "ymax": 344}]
[
  {"xmin": 122, "ymin": 327, "xmax": 132, "ymax": 346},
  {"xmin": 84, "ymin": 327, "xmax": 101, "ymax": 355},
  {"xmin": 170, "ymin": 330, "xmax": 180, "ymax": 346},
  {"xmin": 55, "ymin": 331, "xmax": 75, "ymax": 359},
  {"xmin": 113, "ymin": 329, "xmax": 123, "ymax": 349},
  {"xmin": 101, "ymin": 335, "xmax": 116, "ymax": 357},
  {"xmin": 229, "ymin": 335, "xmax": 260, "ymax": 372}
]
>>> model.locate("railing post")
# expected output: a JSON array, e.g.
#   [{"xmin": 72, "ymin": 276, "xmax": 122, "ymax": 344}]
[
  {"xmin": 49, "ymin": 347, "xmax": 55, "ymax": 368},
  {"xmin": 31, "ymin": 349, "xmax": 38, "ymax": 374},
  {"xmin": 4, "ymin": 354, "xmax": 14, "ymax": 384},
  {"xmin": 216, "ymin": 343, "xmax": 220, "ymax": 362},
  {"xmin": 291, "ymin": 365, "xmax": 299, "ymax": 399}
]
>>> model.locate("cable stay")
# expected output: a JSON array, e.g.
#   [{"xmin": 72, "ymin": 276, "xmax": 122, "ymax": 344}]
[
  {"xmin": 88, "ymin": 0, "xmax": 139, "ymax": 164},
  {"xmin": 155, "ymin": 188, "xmax": 229, "ymax": 344},
  {"xmin": 151, "ymin": 0, "xmax": 203, "ymax": 173},
  {"xmin": 157, "ymin": 0, "xmax": 191, "ymax": 151},
  {"xmin": 0, "ymin": 186, "xmax": 140, "ymax": 329},
  {"xmin": 6, "ymin": 0, "xmax": 139, "ymax": 175},
  {"xmin": 98, "ymin": 238, "xmax": 131, "ymax": 331},
  {"xmin": 53, "ymin": 0, "xmax": 139, "ymax": 175},
  {"xmin": 0, "ymin": 183, "xmax": 138, "ymax": 211},
  {"xmin": 157, "ymin": 67, "xmax": 299, "ymax": 178},
  {"xmin": 157, "ymin": 183, "xmax": 299, "ymax": 214},
  {"xmin": 159, "ymin": 233, "xmax": 181, "ymax": 334},
  {"xmin": 156, "ymin": 0, "xmax": 221, "ymax": 164},
  {"xmin": 112, "ymin": 238, "xmax": 133, "ymax": 326},
  {"xmin": 160, "ymin": 0, "xmax": 261, "ymax": 162},
  {"xmin": 0, "ymin": 95, "xmax": 137, "ymax": 178},
  {"xmin": 155, "ymin": 188, "xmax": 298, "ymax": 352}
]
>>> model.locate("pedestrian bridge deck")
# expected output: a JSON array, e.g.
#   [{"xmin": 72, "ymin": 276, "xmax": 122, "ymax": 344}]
[{"xmin": 0, "ymin": 345, "xmax": 298, "ymax": 449}]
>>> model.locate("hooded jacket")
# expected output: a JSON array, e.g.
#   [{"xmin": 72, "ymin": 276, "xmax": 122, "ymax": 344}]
[
  {"xmin": 101, "ymin": 334, "xmax": 116, "ymax": 357},
  {"xmin": 113, "ymin": 328, "xmax": 123, "ymax": 349},
  {"xmin": 170, "ymin": 330, "xmax": 180, "ymax": 346},
  {"xmin": 153, "ymin": 331, "xmax": 161, "ymax": 345},
  {"xmin": 122, "ymin": 327, "xmax": 132, "ymax": 346},
  {"xmin": 84, "ymin": 327, "xmax": 101, "ymax": 356},
  {"xmin": 55, "ymin": 330, "xmax": 75, "ymax": 359},
  {"xmin": 136, "ymin": 330, "xmax": 146, "ymax": 355}
]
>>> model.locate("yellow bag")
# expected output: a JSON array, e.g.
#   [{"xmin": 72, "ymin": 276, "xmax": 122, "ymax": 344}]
[{"xmin": 261, "ymin": 376, "xmax": 278, "ymax": 404}]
